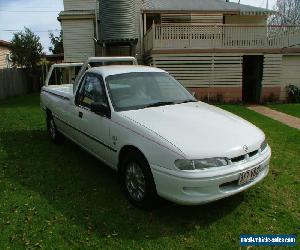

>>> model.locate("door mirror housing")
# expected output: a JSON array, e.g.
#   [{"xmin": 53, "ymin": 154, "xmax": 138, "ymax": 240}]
[{"xmin": 91, "ymin": 102, "xmax": 111, "ymax": 118}]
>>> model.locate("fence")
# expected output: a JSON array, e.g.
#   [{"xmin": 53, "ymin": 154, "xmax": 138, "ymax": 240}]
[
  {"xmin": 144, "ymin": 24, "xmax": 300, "ymax": 51},
  {"xmin": 0, "ymin": 68, "xmax": 29, "ymax": 100}
]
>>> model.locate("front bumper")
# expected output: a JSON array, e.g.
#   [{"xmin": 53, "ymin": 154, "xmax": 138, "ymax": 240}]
[{"xmin": 151, "ymin": 147, "xmax": 271, "ymax": 205}]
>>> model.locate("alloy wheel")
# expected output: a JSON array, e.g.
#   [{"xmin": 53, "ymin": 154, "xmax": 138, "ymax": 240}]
[{"xmin": 125, "ymin": 162, "xmax": 146, "ymax": 202}]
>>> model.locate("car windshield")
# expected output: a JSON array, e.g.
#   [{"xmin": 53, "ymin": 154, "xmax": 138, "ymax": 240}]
[{"xmin": 105, "ymin": 72, "xmax": 197, "ymax": 111}]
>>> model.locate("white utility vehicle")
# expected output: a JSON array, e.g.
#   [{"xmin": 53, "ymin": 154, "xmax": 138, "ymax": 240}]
[{"xmin": 41, "ymin": 57, "xmax": 271, "ymax": 208}]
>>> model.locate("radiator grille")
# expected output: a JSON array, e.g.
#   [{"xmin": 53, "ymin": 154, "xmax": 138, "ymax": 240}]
[{"xmin": 231, "ymin": 149, "xmax": 260, "ymax": 164}]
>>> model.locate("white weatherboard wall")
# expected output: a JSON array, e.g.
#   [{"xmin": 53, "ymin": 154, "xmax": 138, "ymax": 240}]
[
  {"xmin": 260, "ymin": 54, "xmax": 282, "ymax": 100},
  {"xmin": 281, "ymin": 55, "xmax": 300, "ymax": 100},
  {"xmin": 161, "ymin": 14, "xmax": 224, "ymax": 24},
  {"xmin": 147, "ymin": 53, "xmax": 242, "ymax": 88},
  {"xmin": 136, "ymin": 0, "xmax": 143, "ymax": 61},
  {"xmin": 64, "ymin": 0, "xmax": 96, "ymax": 11},
  {"xmin": 262, "ymin": 54, "xmax": 282, "ymax": 87},
  {"xmin": 224, "ymin": 15, "xmax": 266, "ymax": 25},
  {"xmin": 62, "ymin": 19, "xmax": 95, "ymax": 62},
  {"xmin": 0, "ymin": 46, "xmax": 10, "ymax": 69}
]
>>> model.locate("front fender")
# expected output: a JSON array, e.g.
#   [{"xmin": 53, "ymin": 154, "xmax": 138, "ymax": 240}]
[{"xmin": 110, "ymin": 113, "xmax": 185, "ymax": 170}]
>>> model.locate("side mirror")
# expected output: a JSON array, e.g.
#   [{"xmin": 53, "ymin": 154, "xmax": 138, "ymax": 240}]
[{"xmin": 91, "ymin": 102, "xmax": 111, "ymax": 118}]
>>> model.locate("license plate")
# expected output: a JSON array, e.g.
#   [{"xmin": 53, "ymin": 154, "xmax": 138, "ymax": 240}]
[{"xmin": 238, "ymin": 166, "xmax": 260, "ymax": 186}]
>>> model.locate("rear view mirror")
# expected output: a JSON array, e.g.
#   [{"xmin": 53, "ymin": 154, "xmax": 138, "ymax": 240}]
[{"xmin": 91, "ymin": 102, "xmax": 111, "ymax": 118}]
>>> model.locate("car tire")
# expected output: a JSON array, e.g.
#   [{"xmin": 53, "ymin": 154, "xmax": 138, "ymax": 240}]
[
  {"xmin": 121, "ymin": 151, "xmax": 158, "ymax": 209},
  {"xmin": 47, "ymin": 114, "xmax": 64, "ymax": 144}
]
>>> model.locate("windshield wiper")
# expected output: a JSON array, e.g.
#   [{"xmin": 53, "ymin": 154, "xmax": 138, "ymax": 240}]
[
  {"xmin": 144, "ymin": 101, "xmax": 176, "ymax": 108},
  {"xmin": 177, "ymin": 100, "xmax": 198, "ymax": 104}
]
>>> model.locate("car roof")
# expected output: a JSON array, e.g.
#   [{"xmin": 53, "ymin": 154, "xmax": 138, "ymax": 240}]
[{"xmin": 87, "ymin": 65, "xmax": 166, "ymax": 78}]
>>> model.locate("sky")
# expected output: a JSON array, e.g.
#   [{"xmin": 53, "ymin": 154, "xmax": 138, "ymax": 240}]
[
  {"xmin": 0, "ymin": 0, "xmax": 64, "ymax": 53},
  {"xmin": 0, "ymin": 0, "xmax": 277, "ymax": 54}
]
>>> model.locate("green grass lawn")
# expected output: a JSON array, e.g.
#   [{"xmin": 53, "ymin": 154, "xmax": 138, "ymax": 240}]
[
  {"xmin": 268, "ymin": 104, "xmax": 300, "ymax": 118},
  {"xmin": 0, "ymin": 95, "xmax": 299, "ymax": 249}
]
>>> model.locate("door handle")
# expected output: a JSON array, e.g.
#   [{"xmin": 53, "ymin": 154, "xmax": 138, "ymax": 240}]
[{"xmin": 78, "ymin": 112, "xmax": 83, "ymax": 118}]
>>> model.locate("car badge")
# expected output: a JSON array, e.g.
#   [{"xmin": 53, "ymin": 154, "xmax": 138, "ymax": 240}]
[{"xmin": 243, "ymin": 145, "xmax": 249, "ymax": 152}]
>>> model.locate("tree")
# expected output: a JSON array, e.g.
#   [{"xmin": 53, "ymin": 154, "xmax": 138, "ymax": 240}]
[
  {"xmin": 269, "ymin": 0, "xmax": 300, "ymax": 25},
  {"xmin": 10, "ymin": 27, "xmax": 43, "ymax": 69},
  {"xmin": 10, "ymin": 27, "xmax": 44, "ymax": 91},
  {"xmin": 49, "ymin": 30, "xmax": 64, "ymax": 54}
]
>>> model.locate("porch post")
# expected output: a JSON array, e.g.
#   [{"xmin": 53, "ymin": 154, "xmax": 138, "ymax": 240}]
[{"xmin": 143, "ymin": 13, "xmax": 147, "ymax": 36}]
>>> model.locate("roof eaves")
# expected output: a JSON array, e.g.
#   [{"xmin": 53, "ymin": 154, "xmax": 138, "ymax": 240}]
[
  {"xmin": 236, "ymin": 3, "xmax": 275, "ymax": 16},
  {"xmin": 58, "ymin": 10, "xmax": 95, "ymax": 21},
  {"xmin": 0, "ymin": 40, "xmax": 11, "ymax": 47},
  {"xmin": 143, "ymin": 10, "xmax": 240, "ymax": 14},
  {"xmin": 142, "ymin": 0, "xmax": 274, "ymax": 15}
]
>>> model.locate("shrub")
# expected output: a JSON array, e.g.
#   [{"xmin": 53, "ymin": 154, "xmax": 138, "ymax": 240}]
[
  {"xmin": 263, "ymin": 92, "xmax": 280, "ymax": 104},
  {"xmin": 287, "ymin": 85, "xmax": 300, "ymax": 103}
]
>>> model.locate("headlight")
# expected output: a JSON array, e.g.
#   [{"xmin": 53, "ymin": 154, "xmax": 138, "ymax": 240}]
[
  {"xmin": 175, "ymin": 158, "xmax": 229, "ymax": 171},
  {"xmin": 260, "ymin": 140, "xmax": 268, "ymax": 152}
]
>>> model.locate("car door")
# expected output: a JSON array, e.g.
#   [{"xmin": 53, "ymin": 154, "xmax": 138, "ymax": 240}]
[{"xmin": 74, "ymin": 73, "xmax": 114, "ymax": 165}]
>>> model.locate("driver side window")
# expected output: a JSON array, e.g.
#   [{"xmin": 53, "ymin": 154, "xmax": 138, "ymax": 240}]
[{"xmin": 77, "ymin": 74, "xmax": 106, "ymax": 109}]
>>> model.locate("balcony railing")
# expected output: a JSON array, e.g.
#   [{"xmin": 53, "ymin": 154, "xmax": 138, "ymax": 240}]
[{"xmin": 144, "ymin": 24, "xmax": 300, "ymax": 51}]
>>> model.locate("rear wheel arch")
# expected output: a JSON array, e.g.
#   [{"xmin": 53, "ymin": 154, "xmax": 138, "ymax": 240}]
[
  {"xmin": 45, "ymin": 108, "xmax": 64, "ymax": 144},
  {"xmin": 45, "ymin": 108, "xmax": 53, "ymax": 126},
  {"xmin": 46, "ymin": 108, "xmax": 52, "ymax": 119}
]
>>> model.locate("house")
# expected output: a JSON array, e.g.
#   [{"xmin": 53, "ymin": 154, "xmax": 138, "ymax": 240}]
[
  {"xmin": 0, "ymin": 40, "xmax": 12, "ymax": 69},
  {"xmin": 58, "ymin": 0, "xmax": 300, "ymax": 103},
  {"xmin": 58, "ymin": 0, "xmax": 97, "ymax": 63}
]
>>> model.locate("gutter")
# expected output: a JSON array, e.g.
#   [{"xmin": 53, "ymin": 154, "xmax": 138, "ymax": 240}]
[{"xmin": 58, "ymin": 10, "xmax": 96, "ymax": 21}]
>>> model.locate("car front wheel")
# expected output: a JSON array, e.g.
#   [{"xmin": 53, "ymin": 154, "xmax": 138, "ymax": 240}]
[{"xmin": 121, "ymin": 152, "xmax": 157, "ymax": 208}]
